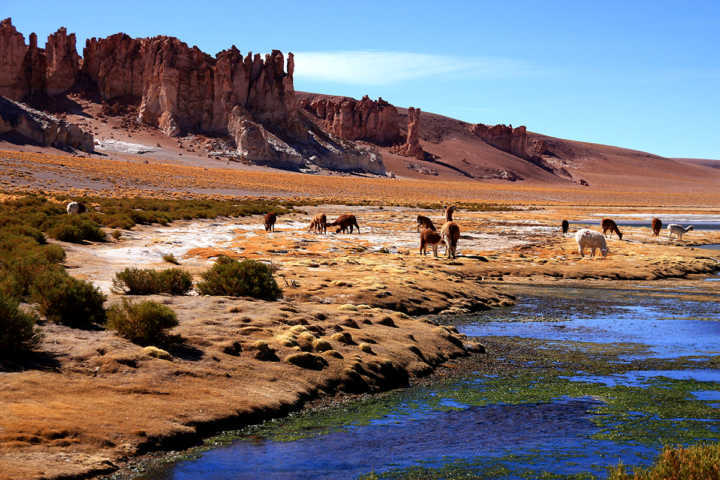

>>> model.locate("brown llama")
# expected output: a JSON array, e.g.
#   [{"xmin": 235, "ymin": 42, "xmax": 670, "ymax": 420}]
[
  {"xmin": 561, "ymin": 219, "xmax": 569, "ymax": 235},
  {"xmin": 441, "ymin": 221, "xmax": 460, "ymax": 258},
  {"xmin": 308, "ymin": 213, "xmax": 327, "ymax": 234},
  {"xmin": 264, "ymin": 213, "xmax": 277, "ymax": 232},
  {"xmin": 328, "ymin": 214, "xmax": 360, "ymax": 234},
  {"xmin": 416, "ymin": 215, "xmax": 436, "ymax": 232},
  {"xmin": 601, "ymin": 218, "xmax": 623, "ymax": 240},
  {"xmin": 419, "ymin": 228, "xmax": 445, "ymax": 257},
  {"xmin": 444, "ymin": 205, "xmax": 456, "ymax": 222},
  {"xmin": 651, "ymin": 218, "xmax": 662, "ymax": 237}
]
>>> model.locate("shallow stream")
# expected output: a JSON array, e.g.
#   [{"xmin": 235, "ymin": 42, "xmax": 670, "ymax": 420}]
[{"xmin": 138, "ymin": 285, "xmax": 720, "ymax": 480}]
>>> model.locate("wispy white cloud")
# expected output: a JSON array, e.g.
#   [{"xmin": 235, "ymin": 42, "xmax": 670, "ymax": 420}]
[{"xmin": 293, "ymin": 51, "xmax": 535, "ymax": 85}]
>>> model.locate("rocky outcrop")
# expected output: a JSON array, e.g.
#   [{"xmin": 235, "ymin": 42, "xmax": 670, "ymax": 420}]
[
  {"xmin": 470, "ymin": 123, "xmax": 528, "ymax": 158},
  {"xmin": 392, "ymin": 107, "xmax": 425, "ymax": 160},
  {"xmin": 300, "ymin": 95, "xmax": 400, "ymax": 145},
  {"xmin": 0, "ymin": 96, "xmax": 93, "ymax": 152},
  {"xmin": 45, "ymin": 27, "xmax": 79, "ymax": 96},
  {"xmin": 0, "ymin": 19, "xmax": 80, "ymax": 101},
  {"xmin": 227, "ymin": 106, "xmax": 304, "ymax": 169},
  {"xmin": 0, "ymin": 18, "xmax": 28, "ymax": 100},
  {"xmin": 0, "ymin": 18, "xmax": 385, "ymax": 174}
]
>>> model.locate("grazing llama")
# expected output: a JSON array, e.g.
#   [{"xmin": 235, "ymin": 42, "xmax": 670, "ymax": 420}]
[
  {"xmin": 601, "ymin": 218, "xmax": 623, "ymax": 240},
  {"xmin": 264, "ymin": 213, "xmax": 277, "ymax": 232},
  {"xmin": 419, "ymin": 227, "xmax": 445, "ymax": 257},
  {"xmin": 66, "ymin": 201, "xmax": 86, "ymax": 215},
  {"xmin": 328, "ymin": 214, "xmax": 360, "ymax": 234},
  {"xmin": 667, "ymin": 224, "xmax": 694, "ymax": 241},
  {"xmin": 575, "ymin": 228, "xmax": 609, "ymax": 257},
  {"xmin": 416, "ymin": 215, "xmax": 436, "ymax": 232},
  {"xmin": 308, "ymin": 213, "xmax": 327, "ymax": 234},
  {"xmin": 651, "ymin": 218, "xmax": 662, "ymax": 237},
  {"xmin": 561, "ymin": 219, "xmax": 569, "ymax": 236},
  {"xmin": 440, "ymin": 221, "xmax": 460, "ymax": 258}
]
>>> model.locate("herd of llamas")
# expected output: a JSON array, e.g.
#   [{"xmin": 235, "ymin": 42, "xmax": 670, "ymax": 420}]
[{"xmin": 65, "ymin": 201, "xmax": 696, "ymax": 260}]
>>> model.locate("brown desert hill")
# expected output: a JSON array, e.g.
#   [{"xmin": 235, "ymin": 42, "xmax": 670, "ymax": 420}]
[
  {"xmin": 675, "ymin": 157, "xmax": 720, "ymax": 170},
  {"xmin": 298, "ymin": 92, "xmax": 720, "ymax": 190},
  {"xmin": 1, "ymin": 16, "xmax": 719, "ymax": 192}
]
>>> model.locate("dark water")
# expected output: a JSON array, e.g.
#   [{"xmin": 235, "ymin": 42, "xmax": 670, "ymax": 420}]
[
  {"xmin": 142, "ymin": 287, "xmax": 720, "ymax": 480},
  {"xmin": 698, "ymin": 244, "xmax": 720, "ymax": 250}
]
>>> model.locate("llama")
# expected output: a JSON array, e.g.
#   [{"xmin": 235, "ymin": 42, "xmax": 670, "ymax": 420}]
[
  {"xmin": 308, "ymin": 213, "xmax": 327, "ymax": 234},
  {"xmin": 328, "ymin": 214, "xmax": 360, "ymax": 234},
  {"xmin": 419, "ymin": 227, "xmax": 445, "ymax": 257},
  {"xmin": 444, "ymin": 205, "xmax": 456, "ymax": 222},
  {"xmin": 561, "ymin": 219, "xmax": 569, "ymax": 236},
  {"xmin": 440, "ymin": 221, "xmax": 460, "ymax": 258},
  {"xmin": 264, "ymin": 213, "xmax": 277, "ymax": 232},
  {"xmin": 667, "ymin": 224, "xmax": 694, "ymax": 241},
  {"xmin": 651, "ymin": 218, "xmax": 662, "ymax": 237},
  {"xmin": 601, "ymin": 218, "xmax": 623, "ymax": 240},
  {"xmin": 416, "ymin": 215, "xmax": 436, "ymax": 232},
  {"xmin": 575, "ymin": 228, "xmax": 609, "ymax": 257},
  {"xmin": 66, "ymin": 201, "xmax": 87, "ymax": 215}
]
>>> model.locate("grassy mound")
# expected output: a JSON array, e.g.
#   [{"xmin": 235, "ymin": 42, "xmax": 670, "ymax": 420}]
[
  {"xmin": 107, "ymin": 299, "xmax": 178, "ymax": 345},
  {"xmin": 197, "ymin": 256, "xmax": 282, "ymax": 300},
  {"xmin": 113, "ymin": 268, "xmax": 193, "ymax": 295}
]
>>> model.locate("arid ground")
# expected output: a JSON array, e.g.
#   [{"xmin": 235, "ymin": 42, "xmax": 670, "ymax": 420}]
[{"xmin": 1, "ymin": 193, "xmax": 719, "ymax": 479}]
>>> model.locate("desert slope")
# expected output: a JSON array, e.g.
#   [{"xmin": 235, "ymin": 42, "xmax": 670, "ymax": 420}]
[{"xmin": 298, "ymin": 92, "xmax": 720, "ymax": 190}]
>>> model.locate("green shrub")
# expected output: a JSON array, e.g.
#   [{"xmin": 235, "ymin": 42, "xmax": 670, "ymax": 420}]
[
  {"xmin": 197, "ymin": 256, "xmax": 282, "ymax": 300},
  {"xmin": 609, "ymin": 443, "xmax": 720, "ymax": 480},
  {"xmin": 107, "ymin": 299, "xmax": 178, "ymax": 344},
  {"xmin": 162, "ymin": 253, "xmax": 180, "ymax": 265},
  {"xmin": 0, "ymin": 293, "xmax": 39, "ymax": 357},
  {"xmin": 113, "ymin": 268, "xmax": 160, "ymax": 295},
  {"xmin": 47, "ymin": 216, "xmax": 106, "ymax": 243},
  {"xmin": 31, "ymin": 271, "xmax": 106, "ymax": 328},
  {"xmin": 112, "ymin": 267, "xmax": 193, "ymax": 295},
  {"xmin": 157, "ymin": 268, "xmax": 193, "ymax": 295}
]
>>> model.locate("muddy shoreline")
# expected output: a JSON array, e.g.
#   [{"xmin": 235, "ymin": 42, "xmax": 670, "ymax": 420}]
[{"xmin": 102, "ymin": 277, "xmax": 720, "ymax": 479}]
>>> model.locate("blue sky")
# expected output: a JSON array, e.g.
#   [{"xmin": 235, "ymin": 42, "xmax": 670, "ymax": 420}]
[{"xmin": 5, "ymin": 0, "xmax": 720, "ymax": 159}]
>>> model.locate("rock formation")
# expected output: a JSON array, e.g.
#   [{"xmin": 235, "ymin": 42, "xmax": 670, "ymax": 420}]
[
  {"xmin": 300, "ymin": 95, "xmax": 400, "ymax": 145},
  {"xmin": 0, "ymin": 96, "xmax": 93, "ymax": 152},
  {"xmin": 45, "ymin": 27, "xmax": 80, "ymax": 96},
  {"xmin": 0, "ymin": 18, "xmax": 385, "ymax": 174},
  {"xmin": 393, "ymin": 107, "xmax": 425, "ymax": 160},
  {"xmin": 469, "ymin": 123, "xmax": 529, "ymax": 158},
  {"xmin": 0, "ymin": 18, "xmax": 28, "ymax": 100}
]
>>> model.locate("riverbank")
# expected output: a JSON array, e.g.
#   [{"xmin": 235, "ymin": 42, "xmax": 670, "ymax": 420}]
[
  {"xmin": 108, "ymin": 281, "xmax": 720, "ymax": 479},
  {"xmin": 1, "ymin": 202, "xmax": 719, "ymax": 480}
]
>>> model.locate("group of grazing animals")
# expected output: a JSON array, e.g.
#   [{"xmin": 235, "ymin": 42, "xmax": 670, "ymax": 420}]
[
  {"xmin": 561, "ymin": 215, "xmax": 697, "ymax": 258},
  {"xmin": 416, "ymin": 206, "xmax": 460, "ymax": 258}
]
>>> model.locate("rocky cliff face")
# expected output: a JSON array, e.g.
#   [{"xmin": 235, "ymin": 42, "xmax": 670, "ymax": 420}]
[
  {"xmin": 0, "ymin": 18, "xmax": 28, "ymax": 100},
  {"xmin": 81, "ymin": 34, "xmax": 296, "ymax": 137},
  {"xmin": 392, "ymin": 107, "xmax": 425, "ymax": 160},
  {"xmin": 0, "ymin": 18, "xmax": 384, "ymax": 174},
  {"xmin": 0, "ymin": 19, "xmax": 80, "ymax": 102},
  {"xmin": 300, "ymin": 95, "xmax": 400, "ymax": 145},
  {"xmin": 469, "ymin": 122, "xmax": 571, "ymax": 177},
  {"xmin": 45, "ymin": 27, "xmax": 79, "ymax": 96},
  {"xmin": 469, "ymin": 123, "xmax": 528, "ymax": 158},
  {"xmin": 0, "ymin": 96, "xmax": 93, "ymax": 152}
]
